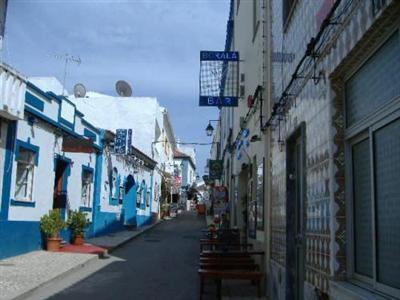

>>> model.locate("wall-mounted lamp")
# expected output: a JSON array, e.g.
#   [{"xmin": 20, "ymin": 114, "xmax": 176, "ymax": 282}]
[
  {"xmin": 205, "ymin": 119, "xmax": 220, "ymax": 137},
  {"xmin": 250, "ymin": 134, "xmax": 261, "ymax": 142}
]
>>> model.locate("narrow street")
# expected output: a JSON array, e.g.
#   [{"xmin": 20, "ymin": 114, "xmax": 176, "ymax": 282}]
[{"xmin": 49, "ymin": 212, "xmax": 205, "ymax": 300}]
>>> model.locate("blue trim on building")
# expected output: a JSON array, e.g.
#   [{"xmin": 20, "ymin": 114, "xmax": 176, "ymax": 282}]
[
  {"xmin": 136, "ymin": 215, "xmax": 152, "ymax": 227},
  {"xmin": 10, "ymin": 200, "xmax": 36, "ymax": 207},
  {"xmin": 25, "ymin": 106, "xmax": 102, "ymax": 152},
  {"xmin": 26, "ymin": 82, "xmax": 54, "ymax": 102},
  {"xmin": 25, "ymin": 92, "xmax": 44, "ymax": 112},
  {"xmin": 59, "ymin": 116, "xmax": 75, "ymax": 131},
  {"xmin": 79, "ymin": 206, "xmax": 92, "ymax": 212},
  {"xmin": 82, "ymin": 165, "xmax": 94, "ymax": 182},
  {"xmin": 83, "ymin": 128, "xmax": 97, "ymax": 142},
  {"xmin": 15, "ymin": 139, "xmax": 40, "ymax": 165},
  {"xmin": 82, "ymin": 119, "xmax": 100, "ymax": 133},
  {"xmin": 1, "ymin": 121, "xmax": 16, "ymax": 220},
  {"xmin": 0, "ymin": 220, "xmax": 42, "ymax": 259},
  {"xmin": 89, "ymin": 152, "xmax": 103, "ymax": 238}
]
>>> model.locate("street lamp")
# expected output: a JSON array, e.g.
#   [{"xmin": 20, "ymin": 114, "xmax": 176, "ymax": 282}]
[
  {"xmin": 205, "ymin": 119, "xmax": 220, "ymax": 137},
  {"xmin": 206, "ymin": 122, "xmax": 214, "ymax": 136}
]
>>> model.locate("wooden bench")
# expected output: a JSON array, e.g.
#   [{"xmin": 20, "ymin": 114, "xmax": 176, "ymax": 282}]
[
  {"xmin": 200, "ymin": 262, "xmax": 258, "ymax": 270},
  {"xmin": 200, "ymin": 256, "xmax": 254, "ymax": 264},
  {"xmin": 200, "ymin": 250, "xmax": 264, "ymax": 257},
  {"xmin": 198, "ymin": 269, "xmax": 263, "ymax": 299},
  {"xmin": 200, "ymin": 240, "xmax": 253, "ymax": 252}
]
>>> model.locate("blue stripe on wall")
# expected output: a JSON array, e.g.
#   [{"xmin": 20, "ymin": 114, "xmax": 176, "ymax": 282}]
[
  {"xmin": 1, "ymin": 121, "xmax": 16, "ymax": 220},
  {"xmin": 83, "ymin": 128, "xmax": 97, "ymax": 142},
  {"xmin": 25, "ymin": 92, "xmax": 45, "ymax": 112},
  {"xmin": 0, "ymin": 220, "xmax": 42, "ymax": 259}
]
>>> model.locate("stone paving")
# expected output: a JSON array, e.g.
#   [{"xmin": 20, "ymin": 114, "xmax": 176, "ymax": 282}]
[{"xmin": 0, "ymin": 251, "xmax": 96, "ymax": 300}]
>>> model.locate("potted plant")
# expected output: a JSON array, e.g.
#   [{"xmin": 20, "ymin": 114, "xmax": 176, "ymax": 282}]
[
  {"xmin": 40, "ymin": 209, "xmax": 65, "ymax": 251},
  {"xmin": 67, "ymin": 210, "xmax": 88, "ymax": 245}
]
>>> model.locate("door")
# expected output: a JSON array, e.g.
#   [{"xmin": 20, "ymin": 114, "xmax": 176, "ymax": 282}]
[
  {"xmin": 286, "ymin": 126, "xmax": 305, "ymax": 300},
  {"xmin": 123, "ymin": 175, "xmax": 137, "ymax": 226},
  {"xmin": 53, "ymin": 159, "xmax": 69, "ymax": 210}
]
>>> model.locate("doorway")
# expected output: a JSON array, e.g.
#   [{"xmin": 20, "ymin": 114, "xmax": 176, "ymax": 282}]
[
  {"xmin": 53, "ymin": 158, "xmax": 70, "ymax": 214},
  {"xmin": 123, "ymin": 175, "xmax": 137, "ymax": 226},
  {"xmin": 286, "ymin": 124, "xmax": 306, "ymax": 300}
]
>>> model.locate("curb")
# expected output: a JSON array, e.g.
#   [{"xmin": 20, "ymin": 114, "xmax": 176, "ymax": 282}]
[
  {"xmin": 9, "ymin": 254, "xmax": 99, "ymax": 300},
  {"xmin": 106, "ymin": 220, "xmax": 163, "ymax": 254}
]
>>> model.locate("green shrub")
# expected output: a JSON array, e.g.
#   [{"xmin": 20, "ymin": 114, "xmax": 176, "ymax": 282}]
[
  {"xmin": 67, "ymin": 210, "xmax": 89, "ymax": 237},
  {"xmin": 40, "ymin": 209, "xmax": 65, "ymax": 238}
]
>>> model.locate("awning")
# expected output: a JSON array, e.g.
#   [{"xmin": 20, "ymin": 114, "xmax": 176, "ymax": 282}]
[{"xmin": 62, "ymin": 135, "xmax": 94, "ymax": 153}]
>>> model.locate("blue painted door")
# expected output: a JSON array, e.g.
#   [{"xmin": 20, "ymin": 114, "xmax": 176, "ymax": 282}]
[{"xmin": 123, "ymin": 175, "xmax": 137, "ymax": 226}]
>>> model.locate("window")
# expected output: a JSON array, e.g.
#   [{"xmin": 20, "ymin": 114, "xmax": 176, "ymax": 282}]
[
  {"xmin": 146, "ymin": 191, "xmax": 150, "ymax": 207},
  {"xmin": 111, "ymin": 167, "xmax": 118, "ymax": 198},
  {"xmin": 345, "ymin": 32, "xmax": 400, "ymax": 127},
  {"xmin": 136, "ymin": 187, "xmax": 142, "ymax": 208},
  {"xmin": 118, "ymin": 185, "xmax": 124, "ymax": 204},
  {"xmin": 14, "ymin": 148, "xmax": 36, "ymax": 202},
  {"xmin": 283, "ymin": 0, "xmax": 296, "ymax": 29},
  {"xmin": 346, "ymin": 31, "xmax": 400, "ymax": 297},
  {"xmin": 81, "ymin": 169, "xmax": 93, "ymax": 207}
]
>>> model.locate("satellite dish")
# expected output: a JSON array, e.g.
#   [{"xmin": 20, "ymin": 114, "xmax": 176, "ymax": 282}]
[
  {"xmin": 73, "ymin": 83, "xmax": 86, "ymax": 98},
  {"xmin": 115, "ymin": 80, "xmax": 132, "ymax": 97}
]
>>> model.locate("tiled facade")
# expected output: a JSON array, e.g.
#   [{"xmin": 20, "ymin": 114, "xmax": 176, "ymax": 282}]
[{"xmin": 269, "ymin": 0, "xmax": 399, "ymax": 298}]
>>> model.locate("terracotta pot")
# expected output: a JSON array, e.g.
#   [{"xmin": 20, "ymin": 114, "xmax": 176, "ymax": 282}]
[
  {"xmin": 46, "ymin": 237, "xmax": 61, "ymax": 252},
  {"xmin": 72, "ymin": 235, "xmax": 84, "ymax": 245}
]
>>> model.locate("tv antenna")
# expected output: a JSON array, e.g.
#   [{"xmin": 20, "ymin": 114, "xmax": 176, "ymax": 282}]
[
  {"xmin": 115, "ymin": 80, "xmax": 132, "ymax": 97},
  {"xmin": 55, "ymin": 53, "xmax": 81, "ymax": 95}
]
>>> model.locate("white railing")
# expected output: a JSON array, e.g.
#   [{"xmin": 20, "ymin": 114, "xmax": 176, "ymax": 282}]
[{"xmin": 0, "ymin": 63, "xmax": 26, "ymax": 120}]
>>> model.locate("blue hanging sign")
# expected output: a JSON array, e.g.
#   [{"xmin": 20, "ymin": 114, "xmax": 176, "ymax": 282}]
[
  {"xmin": 127, "ymin": 129, "xmax": 133, "ymax": 153},
  {"xmin": 199, "ymin": 96, "xmax": 238, "ymax": 107},
  {"xmin": 200, "ymin": 51, "xmax": 239, "ymax": 61},
  {"xmin": 115, "ymin": 129, "xmax": 127, "ymax": 154}
]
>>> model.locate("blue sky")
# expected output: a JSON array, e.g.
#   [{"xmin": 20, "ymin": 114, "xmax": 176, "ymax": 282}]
[{"xmin": 3, "ymin": 0, "xmax": 230, "ymax": 174}]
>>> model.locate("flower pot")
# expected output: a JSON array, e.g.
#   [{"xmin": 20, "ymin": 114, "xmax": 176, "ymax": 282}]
[
  {"xmin": 46, "ymin": 237, "xmax": 61, "ymax": 252},
  {"xmin": 72, "ymin": 235, "xmax": 84, "ymax": 245}
]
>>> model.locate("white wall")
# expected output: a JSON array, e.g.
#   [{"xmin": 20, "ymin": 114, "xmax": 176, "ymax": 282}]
[
  {"xmin": 8, "ymin": 120, "xmax": 58, "ymax": 221},
  {"xmin": 64, "ymin": 151, "xmax": 96, "ymax": 222}
]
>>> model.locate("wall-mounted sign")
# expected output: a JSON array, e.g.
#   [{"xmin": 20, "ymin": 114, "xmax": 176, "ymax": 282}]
[
  {"xmin": 199, "ymin": 50, "xmax": 239, "ymax": 107},
  {"xmin": 209, "ymin": 160, "xmax": 223, "ymax": 180},
  {"xmin": 199, "ymin": 96, "xmax": 238, "ymax": 107},
  {"xmin": 115, "ymin": 129, "xmax": 127, "ymax": 154},
  {"xmin": 127, "ymin": 129, "xmax": 133, "ymax": 153},
  {"xmin": 200, "ymin": 51, "xmax": 239, "ymax": 61}
]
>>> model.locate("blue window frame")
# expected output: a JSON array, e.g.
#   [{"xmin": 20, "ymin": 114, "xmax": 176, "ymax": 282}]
[{"xmin": 13, "ymin": 140, "xmax": 40, "ymax": 204}]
